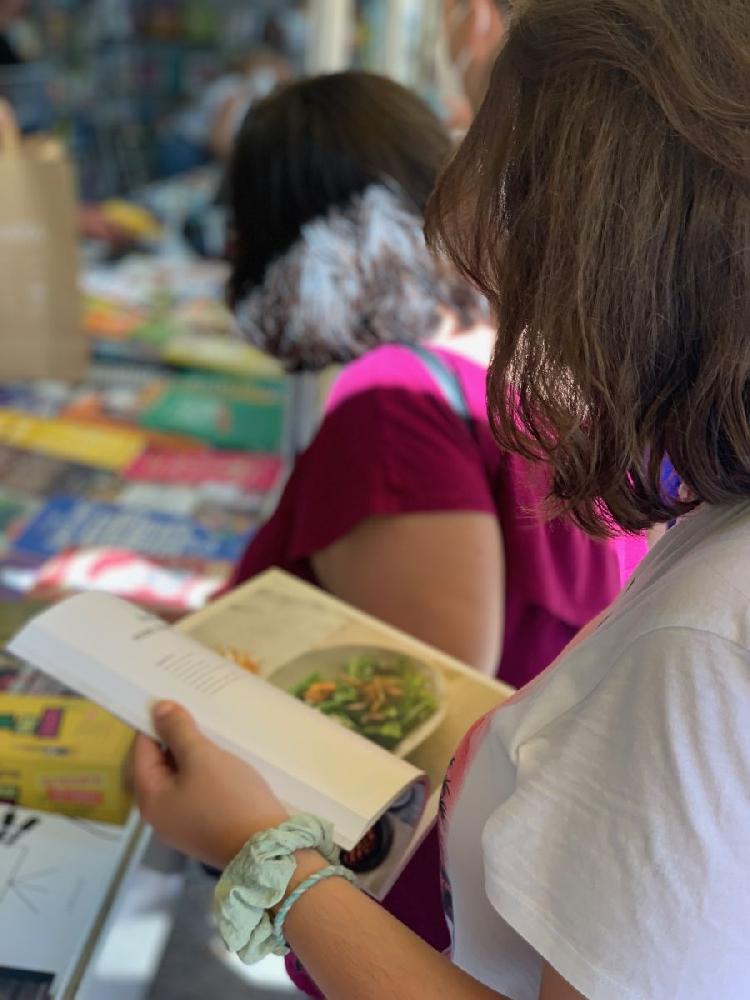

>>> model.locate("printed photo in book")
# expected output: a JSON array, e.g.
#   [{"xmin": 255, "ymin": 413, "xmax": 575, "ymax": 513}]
[{"xmin": 9, "ymin": 570, "xmax": 511, "ymax": 899}]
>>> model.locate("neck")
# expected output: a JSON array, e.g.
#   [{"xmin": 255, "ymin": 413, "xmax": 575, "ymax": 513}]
[{"xmin": 429, "ymin": 318, "xmax": 495, "ymax": 366}]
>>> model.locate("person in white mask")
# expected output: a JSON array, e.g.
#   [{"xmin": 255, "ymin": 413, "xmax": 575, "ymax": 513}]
[
  {"xmin": 440, "ymin": 0, "xmax": 510, "ymax": 130},
  {"xmin": 157, "ymin": 48, "xmax": 292, "ymax": 175}
]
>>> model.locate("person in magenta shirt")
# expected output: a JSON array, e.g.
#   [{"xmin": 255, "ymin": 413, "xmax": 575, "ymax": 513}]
[
  {"xmin": 232, "ymin": 342, "xmax": 626, "ymax": 691},
  {"xmin": 222, "ymin": 71, "xmax": 644, "ymax": 988}
]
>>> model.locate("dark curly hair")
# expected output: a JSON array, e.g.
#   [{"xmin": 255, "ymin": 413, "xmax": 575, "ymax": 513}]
[{"xmin": 228, "ymin": 70, "xmax": 453, "ymax": 306}]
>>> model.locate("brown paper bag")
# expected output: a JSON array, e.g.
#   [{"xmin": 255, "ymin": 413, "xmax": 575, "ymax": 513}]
[{"xmin": 0, "ymin": 100, "xmax": 87, "ymax": 381}]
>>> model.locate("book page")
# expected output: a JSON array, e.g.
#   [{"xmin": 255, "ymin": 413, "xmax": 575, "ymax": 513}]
[
  {"xmin": 181, "ymin": 584, "xmax": 353, "ymax": 676},
  {"xmin": 183, "ymin": 570, "xmax": 512, "ymax": 897},
  {"xmin": 9, "ymin": 593, "xmax": 424, "ymax": 850}
]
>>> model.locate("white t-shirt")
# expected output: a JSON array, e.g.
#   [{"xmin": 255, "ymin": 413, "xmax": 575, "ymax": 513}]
[{"xmin": 442, "ymin": 501, "xmax": 750, "ymax": 1000}]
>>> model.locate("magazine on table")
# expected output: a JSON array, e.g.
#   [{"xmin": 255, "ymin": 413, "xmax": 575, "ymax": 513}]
[
  {"xmin": 9, "ymin": 569, "xmax": 511, "ymax": 898},
  {"xmin": 11, "ymin": 496, "xmax": 251, "ymax": 564}
]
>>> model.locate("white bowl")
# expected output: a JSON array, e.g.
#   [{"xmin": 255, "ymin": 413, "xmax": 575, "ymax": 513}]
[{"xmin": 268, "ymin": 645, "xmax": 446, "ymax": 758}]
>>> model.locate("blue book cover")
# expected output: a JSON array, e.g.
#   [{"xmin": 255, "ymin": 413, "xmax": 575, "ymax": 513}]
[{"xmin": 12, "ymin": 497, "xmax": 250, "ymax": 563}]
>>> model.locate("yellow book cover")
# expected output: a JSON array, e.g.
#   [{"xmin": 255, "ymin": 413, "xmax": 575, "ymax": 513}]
[
  {"xmin": 161, "ymin": 332, "xmax": 282, "ymax": 378},
  {"xmin": 0, "ymin": 694, "xmax": 134, "ymax": 824},
  {"xmin": 0, "ymin": 409, "xmax": 146, "ymax": 470}
]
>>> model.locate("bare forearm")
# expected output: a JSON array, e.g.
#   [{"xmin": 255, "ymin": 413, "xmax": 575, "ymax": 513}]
[{"xmin": 284, "ymin": 859, "xmax": 508, "ymax": 1000}]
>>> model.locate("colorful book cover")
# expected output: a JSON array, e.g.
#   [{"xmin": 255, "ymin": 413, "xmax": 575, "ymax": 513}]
[
  {"xmin": 160, "ymin": 330, "xmax": 282, "ymax": 379},
  {"xmin": 137, "ymin": 381, "xmax": 285, "ymax": 452},
  {"xmin": 83, "ymin": 294, "xmax": 146, "ymax": 339},
  {"xmin": 0, "ymin": 491, "xmax": 40, "ymax": 539},
  {"xmin": 116, "ymin": 482, "xmax": 202, "ymax": 516},
  {"xmin": 0, "ymin": 446, "xmax": 122, "ymax": 504},
  {"xmin": 0, "ymin": 446, "xmax": 69, "ymax": 497},
  {"xmin": 0, "ymin": 693, "xmax": 134, "ymax": 824},
  {"xmin": 65, "ymin": 378, "xmax": 154, "ymax": 424},
  {"xmin": 0, "ymin": 381, "xmax": 72, "ymax": 417},
  {"xmin": 33, "ymin": 547, "xmax": 223, "ymax": 613},
  {"xmin": 83, "ymin": 256, "xmax": 230, "ymax": 312},
  {"xmin": 115, "ymin": 483, "xmax": 259, "ymax": 537},
  {"xmin": 126, "ymin": 448, "xmax": 283, "ymax": 493},
  {"xmin": 0, "ymin": 656, "xmax": 24, "ymax": 692},
  {"xmin": 0, "ymin": 411, "xmax": 146, "ymax": 472},
  {"xmin": 89, "ymin": 336, "xmax": 165, "ymax": 367},
  {"xmin": 12, "ymin": 497, "xmax": 250, "ymax": 563},
  {"xmin": 187, "ymin": 498, "xmax": 259, "ymax": 537},
  {"xmin": 176, "ymin": 369, "xmax": 286, "ymax": 396},
  {"xmin": 0, "ymin": 553, "xmax": 47, "ymax": 600},
  {"xmin": 61, "ymin": 385, "xmax": 206, "ymax": 453}
]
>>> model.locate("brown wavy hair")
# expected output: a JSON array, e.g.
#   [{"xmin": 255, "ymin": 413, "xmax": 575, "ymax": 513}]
[{"xmin": 428, "ymin": 0, "xmax": 750, "ymax": 535}]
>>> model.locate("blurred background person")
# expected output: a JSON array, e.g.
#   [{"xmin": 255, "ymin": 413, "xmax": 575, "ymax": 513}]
[
  {"xmin": 439, "ymin": 0, "xmax": 510, "ymax": 131},
  {"xmin": 263, "ymin": 0, "xmax": 310, "ymax": 69},
  {"xmin": 157, "ymin": 47, "xmax": 293, "ymax": 176},
  {"xmin": 0, "ymin": 0, "xmax": 52, "ymax": 134},
  {"xmin": 0, "ymin": 0, "xmax": 37, "ymax": 66}
]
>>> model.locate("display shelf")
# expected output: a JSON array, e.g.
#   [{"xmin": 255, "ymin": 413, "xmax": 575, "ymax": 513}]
[{"xmin": 1, "ymin": 0, "xmax": 307, "ymax": 197}]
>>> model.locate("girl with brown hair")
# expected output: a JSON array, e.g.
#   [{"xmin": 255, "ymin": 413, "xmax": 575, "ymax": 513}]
[{"xmin": 132, "ymin": 2, "xmax": 750, "ymax": 997}]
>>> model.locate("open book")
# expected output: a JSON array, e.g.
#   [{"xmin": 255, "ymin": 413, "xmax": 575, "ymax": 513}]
[{"xmin": 10, "ymin": 569, "xmax": 511, "ymax": 898}]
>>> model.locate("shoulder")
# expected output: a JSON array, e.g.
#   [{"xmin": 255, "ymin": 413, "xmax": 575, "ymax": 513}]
[
  {"xmin": 612, "ymin": 506, "xmax": 750, "ymax": 652},
  {"xmin": 325, "ymin": 344, "xmax": 442, "ymax": 412},
  {"xmin": 494, "ymin": 617, "xmax": 750, "ymax": 755},
  {"xmin": 283, "ymin": 346, "xmax": 495, "ymax": 533},
  {"xmin": 321, "ymin": 345, "xmax": 483, "ymax": 459},
  {"xmin": 481, "ymin": 622, "xmax": 750, "ymax": 1000},
  {"xmin": 488, "ymin": 514, "xmax": 750, "ymax": 760}
]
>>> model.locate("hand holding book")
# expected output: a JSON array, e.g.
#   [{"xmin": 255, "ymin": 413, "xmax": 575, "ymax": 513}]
[
  {"xmin": 133, "ymin": 700, "xmax": 289, "ymax": 869},
  {"xmin": 9, "ymin": 570, "xmax": 511, "ymax": 898}
]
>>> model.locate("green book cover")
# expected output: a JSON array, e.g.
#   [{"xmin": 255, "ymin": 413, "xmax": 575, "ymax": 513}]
[{"xmin": 138, "ymin": 380, "xmax": 284, "ymax": 452}]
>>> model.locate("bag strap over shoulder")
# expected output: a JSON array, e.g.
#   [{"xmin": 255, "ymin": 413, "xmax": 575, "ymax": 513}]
[{"xmin": 402, "ymin": 342, "xmax": 474, "ymax": 435}]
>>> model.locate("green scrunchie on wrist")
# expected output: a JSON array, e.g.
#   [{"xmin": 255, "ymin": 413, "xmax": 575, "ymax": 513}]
[{"xmin": 213, "ymin": 813, "xmax": 340, "ymax": 964}]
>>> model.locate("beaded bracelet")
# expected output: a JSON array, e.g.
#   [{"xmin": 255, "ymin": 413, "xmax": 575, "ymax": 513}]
[{"xmin": 274, "ymin": 865, "xmax": 357, "ymax": 945}]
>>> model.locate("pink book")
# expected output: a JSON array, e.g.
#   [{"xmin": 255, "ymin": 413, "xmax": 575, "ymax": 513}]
[{"xmin": 126, "ymin": 448, "xmax": 283, "ymax": 494}]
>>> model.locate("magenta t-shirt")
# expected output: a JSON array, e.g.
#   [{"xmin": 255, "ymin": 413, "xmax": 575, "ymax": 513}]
[{"xmin": 231, "ymin": 343, "xmax": 631, "ymax": 690}]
